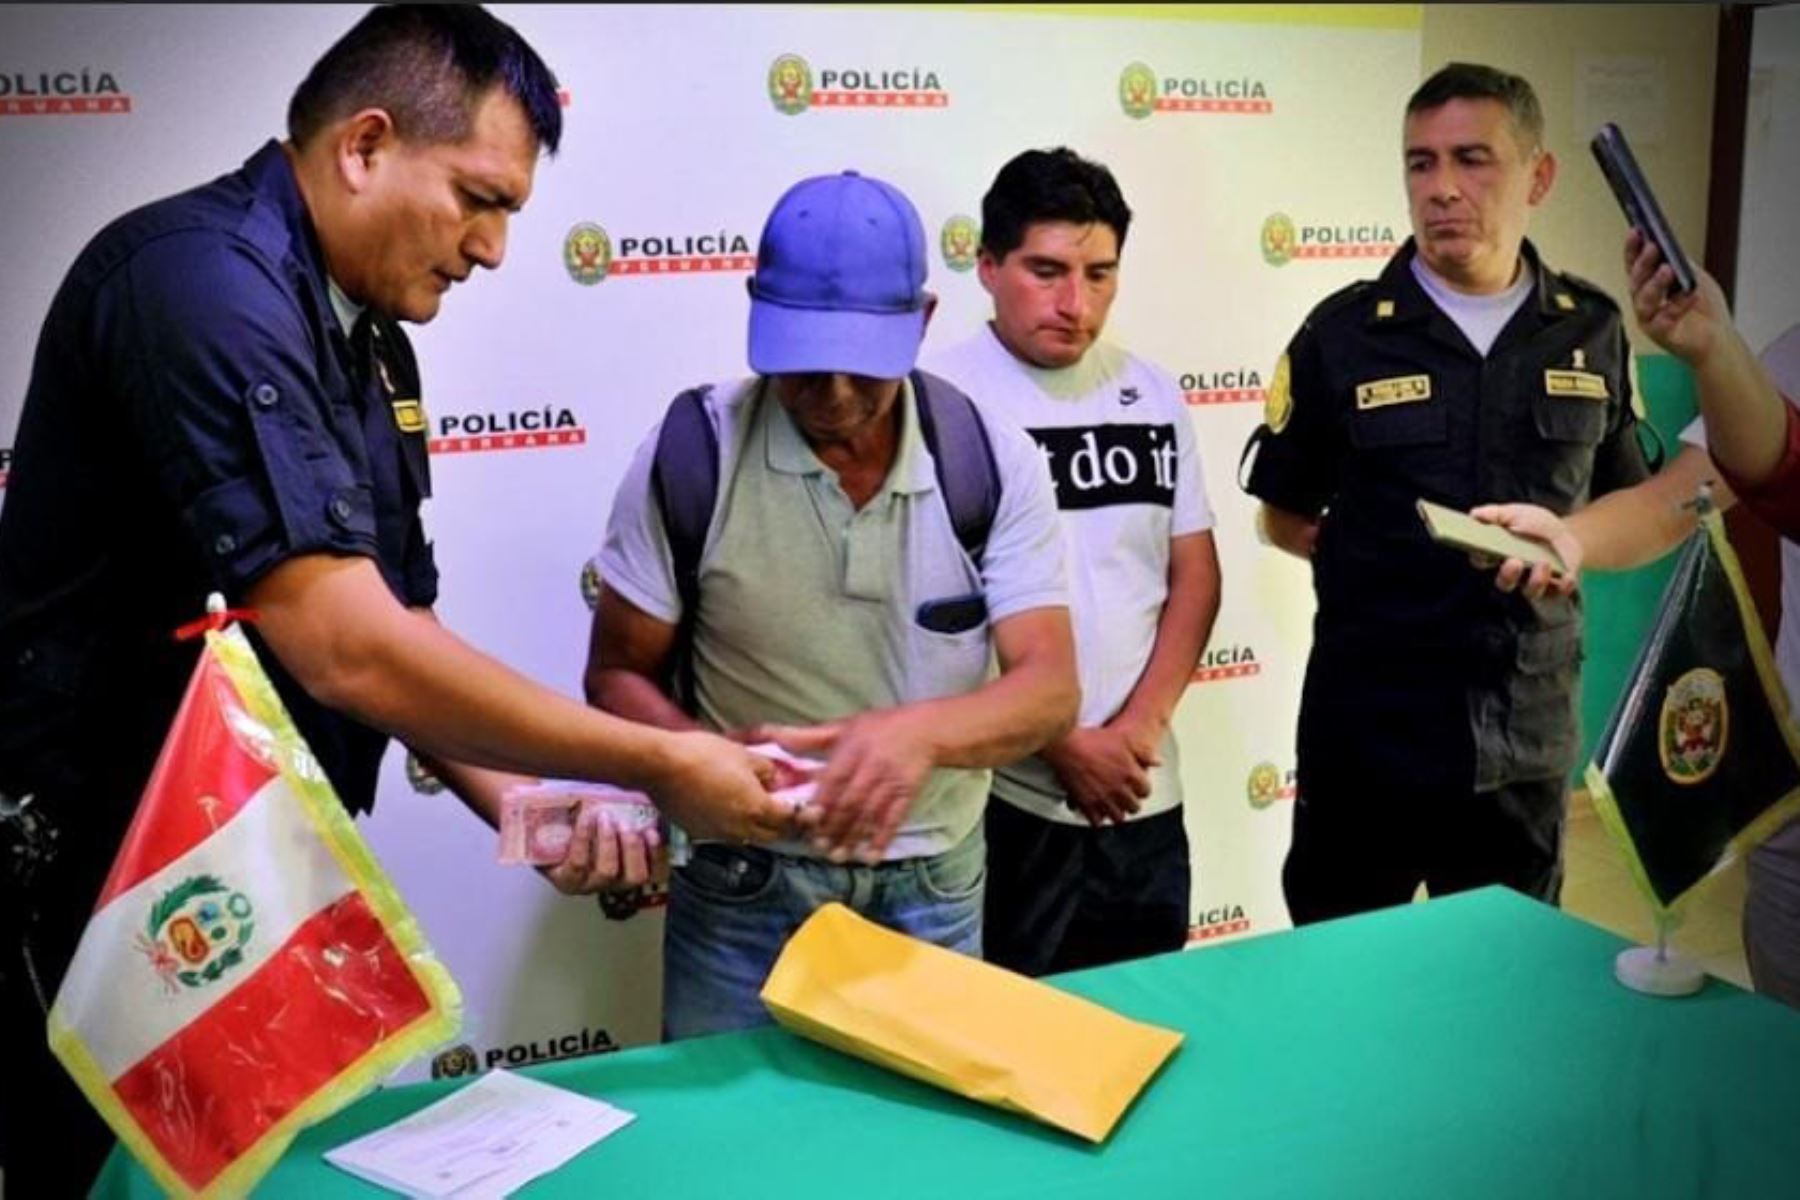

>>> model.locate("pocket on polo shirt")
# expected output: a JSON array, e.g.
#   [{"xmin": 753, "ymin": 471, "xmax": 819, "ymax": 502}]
[{"xmin": 906, "ymin": 619, "xmax": 995, "ymax": 702}]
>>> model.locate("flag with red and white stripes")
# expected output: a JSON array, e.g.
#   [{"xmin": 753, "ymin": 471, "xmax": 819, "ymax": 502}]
[{"xmin": 47, "ymin": 622, "xmax": 461, "ymax": 1197}]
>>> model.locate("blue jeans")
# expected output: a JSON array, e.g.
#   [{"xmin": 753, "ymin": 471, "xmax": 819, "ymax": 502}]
[{"xmin": 662, "ymin": 827, "xmax": 985, "ymax": 1041}]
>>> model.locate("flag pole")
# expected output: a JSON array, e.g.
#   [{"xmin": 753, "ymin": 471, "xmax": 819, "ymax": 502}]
[{"xmin": 1611, "ymin": 483, "xmax": 1717, "ymax": 999}]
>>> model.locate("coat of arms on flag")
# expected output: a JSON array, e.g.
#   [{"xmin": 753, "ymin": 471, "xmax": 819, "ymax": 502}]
[
  {"xmin": 1586, "ymin": 508, "xmax": 1800, "ymax": 919},
  {"xmin": 46, "ymin": 618, "xmax": 461, "ymax": 1197}
]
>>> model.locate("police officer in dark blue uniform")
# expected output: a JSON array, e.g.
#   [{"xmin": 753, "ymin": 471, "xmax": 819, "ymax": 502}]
[
  {"xmin": 1244, "ymin": 63, "xmax": 1650, "ymax": 926},
  {"xmin": 0, "ymin": 8, "xmax": 789, "ymax": 1192}
]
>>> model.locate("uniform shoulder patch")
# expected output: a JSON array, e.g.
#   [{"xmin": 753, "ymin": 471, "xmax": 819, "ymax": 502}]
[
  {"xmin": 391, "ymin": 398, "xmax": 427, "ymax": 434},
  {"xmin": 1265, "ymin": 353, "xmax": 1293, "ymax": 434}
]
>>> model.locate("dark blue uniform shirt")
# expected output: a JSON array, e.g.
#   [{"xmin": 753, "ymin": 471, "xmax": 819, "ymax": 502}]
[
  {"xmin": 0, "ymin": 142, "xmax": 436, "ymax": 854},
  {"xmin": 1244, "ymin": 239, "xmax": 1650, "ymax": 791}
]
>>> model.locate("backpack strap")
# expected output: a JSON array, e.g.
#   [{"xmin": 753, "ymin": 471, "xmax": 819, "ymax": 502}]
[
  {"xmin": 911, "ymin": 369, "xmax": 1001, "ymax": 569},
  {"xmin": 650, "ymin": 385, "xmax": 718, "ymax": 708},
  {"xmin": 649, "ymin": 375, "xmax": 999, "ymax": 709}
]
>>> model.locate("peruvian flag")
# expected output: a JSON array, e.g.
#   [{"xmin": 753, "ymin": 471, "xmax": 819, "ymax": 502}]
[{"xmin": 47, "ymin": 620, "xmax": 461, "ymax": 1197}]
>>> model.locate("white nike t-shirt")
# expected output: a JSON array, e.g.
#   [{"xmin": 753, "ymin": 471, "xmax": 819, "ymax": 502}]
[{"xmin": 927, "ymin": 325, "xmax": 1215, "ymax": 825}]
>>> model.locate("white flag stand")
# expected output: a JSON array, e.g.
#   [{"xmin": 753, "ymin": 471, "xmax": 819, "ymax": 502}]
[{"xmin": 1614, "ymin": 912, "xmax": 1705, "ymax": 997}]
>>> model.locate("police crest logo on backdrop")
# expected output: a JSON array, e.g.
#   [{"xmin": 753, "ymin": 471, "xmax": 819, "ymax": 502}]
[
  {"xmin": 940, "ymin": 214, "xmax": 980, "ymax": 273},
  {"xmin": 564, "ymin": 222, "xmax": 612, "ymax": 286}
]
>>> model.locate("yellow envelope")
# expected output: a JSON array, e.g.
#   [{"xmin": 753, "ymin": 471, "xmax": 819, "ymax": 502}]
[{"xmin": 759, "ymin": 903, "xmax": 1183, "ymax": 1143}]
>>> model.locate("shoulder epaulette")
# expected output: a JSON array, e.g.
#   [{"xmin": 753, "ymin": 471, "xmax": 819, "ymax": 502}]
[
  {"xmin": 1304, "ymin": 279, "xmax": 1376, "ymax": 328},
  {"xmin": 1549, "ymin": 268, "xmax": 1621, "ymax": 312}
]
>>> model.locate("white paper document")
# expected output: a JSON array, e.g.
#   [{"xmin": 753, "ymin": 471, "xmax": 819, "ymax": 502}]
[{"xmin": 324, "ymin": 1069, "xmax": 635, "ymax": 1198}]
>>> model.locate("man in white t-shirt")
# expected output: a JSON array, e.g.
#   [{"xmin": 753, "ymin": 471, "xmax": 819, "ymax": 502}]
[{"xmin": 928, "ymin": 148, "xmax": 1221, "ymax": 976}]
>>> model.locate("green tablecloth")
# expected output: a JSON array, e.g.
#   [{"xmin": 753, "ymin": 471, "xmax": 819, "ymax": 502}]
[{"xmin": 94, "ymin": 887, "xmax": 1800, "ymax": 1198}]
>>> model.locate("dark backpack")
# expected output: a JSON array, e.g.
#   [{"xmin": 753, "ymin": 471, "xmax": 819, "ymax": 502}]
[{"xmin": 650, "ymin": 369, "xmax": 1001, "ymax": 708}]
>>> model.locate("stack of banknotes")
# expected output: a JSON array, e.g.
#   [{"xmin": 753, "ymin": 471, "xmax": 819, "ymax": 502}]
[{"xmin": 498, "ymin": 743, "xmax": 822, "ymax": 866}]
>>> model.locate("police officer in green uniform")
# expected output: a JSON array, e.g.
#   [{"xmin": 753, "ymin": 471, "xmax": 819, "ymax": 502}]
[{"xmin": 1243, "ymin": 63, "xmax": 1650, "ymax": 924}]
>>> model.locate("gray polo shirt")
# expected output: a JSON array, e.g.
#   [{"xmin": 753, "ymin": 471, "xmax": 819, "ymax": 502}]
[{"xmin": 598, "ymin": 376, "xmax": 1068, "ymax": 860}]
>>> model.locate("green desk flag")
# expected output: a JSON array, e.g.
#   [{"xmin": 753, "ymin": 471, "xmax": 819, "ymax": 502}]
[{"xmin": 1586, "ymin": 510, "xmax": 1800, "ymax": 919}]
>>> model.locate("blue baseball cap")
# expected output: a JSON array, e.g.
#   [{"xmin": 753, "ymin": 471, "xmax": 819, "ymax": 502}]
[{"xmin": 747, "ymin": 170, "xmax": 929, "ymax": 379}]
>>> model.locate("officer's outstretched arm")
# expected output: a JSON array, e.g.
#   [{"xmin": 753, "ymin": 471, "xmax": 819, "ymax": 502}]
[
  {"xmin": 246, "ymin": 553, "xmax": 789, "ymax": 845},
  {"xmin": 402, "ymin": 606, "xmax": 657, "ymax": 896},
  {"xmin": 1259, "ymin": 503, "xmax": 1320, "ymax": 559},
  {"xmin": 1470, "ymin": 444, "xmax": 1740, "ymax": 602}
]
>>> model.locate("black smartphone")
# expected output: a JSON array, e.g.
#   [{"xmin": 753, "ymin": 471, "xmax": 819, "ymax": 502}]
[
  {"xmin": 1590, "ymin": 121, "xmax": 1697, "ymax": 296},
  {"xmin": 915, "ymin": 593, "xmax": 987, "ymax": 635}
]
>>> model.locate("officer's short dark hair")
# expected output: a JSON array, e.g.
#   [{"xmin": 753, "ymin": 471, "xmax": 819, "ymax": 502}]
[
  {"xmin": 980, "ymin": 148, "xmax": 1133, "ymax": 261},
  {"xmin": 288, "ymin": 5, "xmax": 561, "ymax": 155},
  {"xmin": 1406, "ymin": 62, "xmax": 1544, "ymax": 153}
]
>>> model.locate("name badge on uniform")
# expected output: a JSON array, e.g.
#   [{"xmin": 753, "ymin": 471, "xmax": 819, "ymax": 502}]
[
  {"xmin": 390, "ymin": 398, "xmax": 427, "ymax": 434},
  {"xmin": 1543, "ymin": 370, "xmax": 1608, "ymax": 401},
  {"xmin": 1355, "ymin": 374, "xmax": 1431, "ymax": 410}
]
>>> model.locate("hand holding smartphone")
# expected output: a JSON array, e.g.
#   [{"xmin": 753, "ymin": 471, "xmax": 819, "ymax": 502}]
[
  {"xmin": 1417, "ymin": 499, "xmax": 1567, "ymax": 574},
  {"xmin": 1590, "ymin": 122, "xmax": 1696, "ymax": 296}
]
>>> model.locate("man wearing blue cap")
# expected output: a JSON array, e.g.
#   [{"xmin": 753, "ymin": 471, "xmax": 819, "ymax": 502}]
[{"xmin": 584, "ymin": 170, "xmax": 1078, "ymax": 1038}]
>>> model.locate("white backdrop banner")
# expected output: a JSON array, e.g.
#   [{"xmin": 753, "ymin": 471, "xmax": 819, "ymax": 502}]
[{"xmin": 0, "ymin": 3, "xmax": 1420, "ymax": 1082}]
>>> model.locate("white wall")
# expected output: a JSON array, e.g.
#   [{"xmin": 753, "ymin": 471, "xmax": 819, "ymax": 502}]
[{"xmin": 1737, "ymin": 2, "xmax": 1800, "ymax": 353}]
